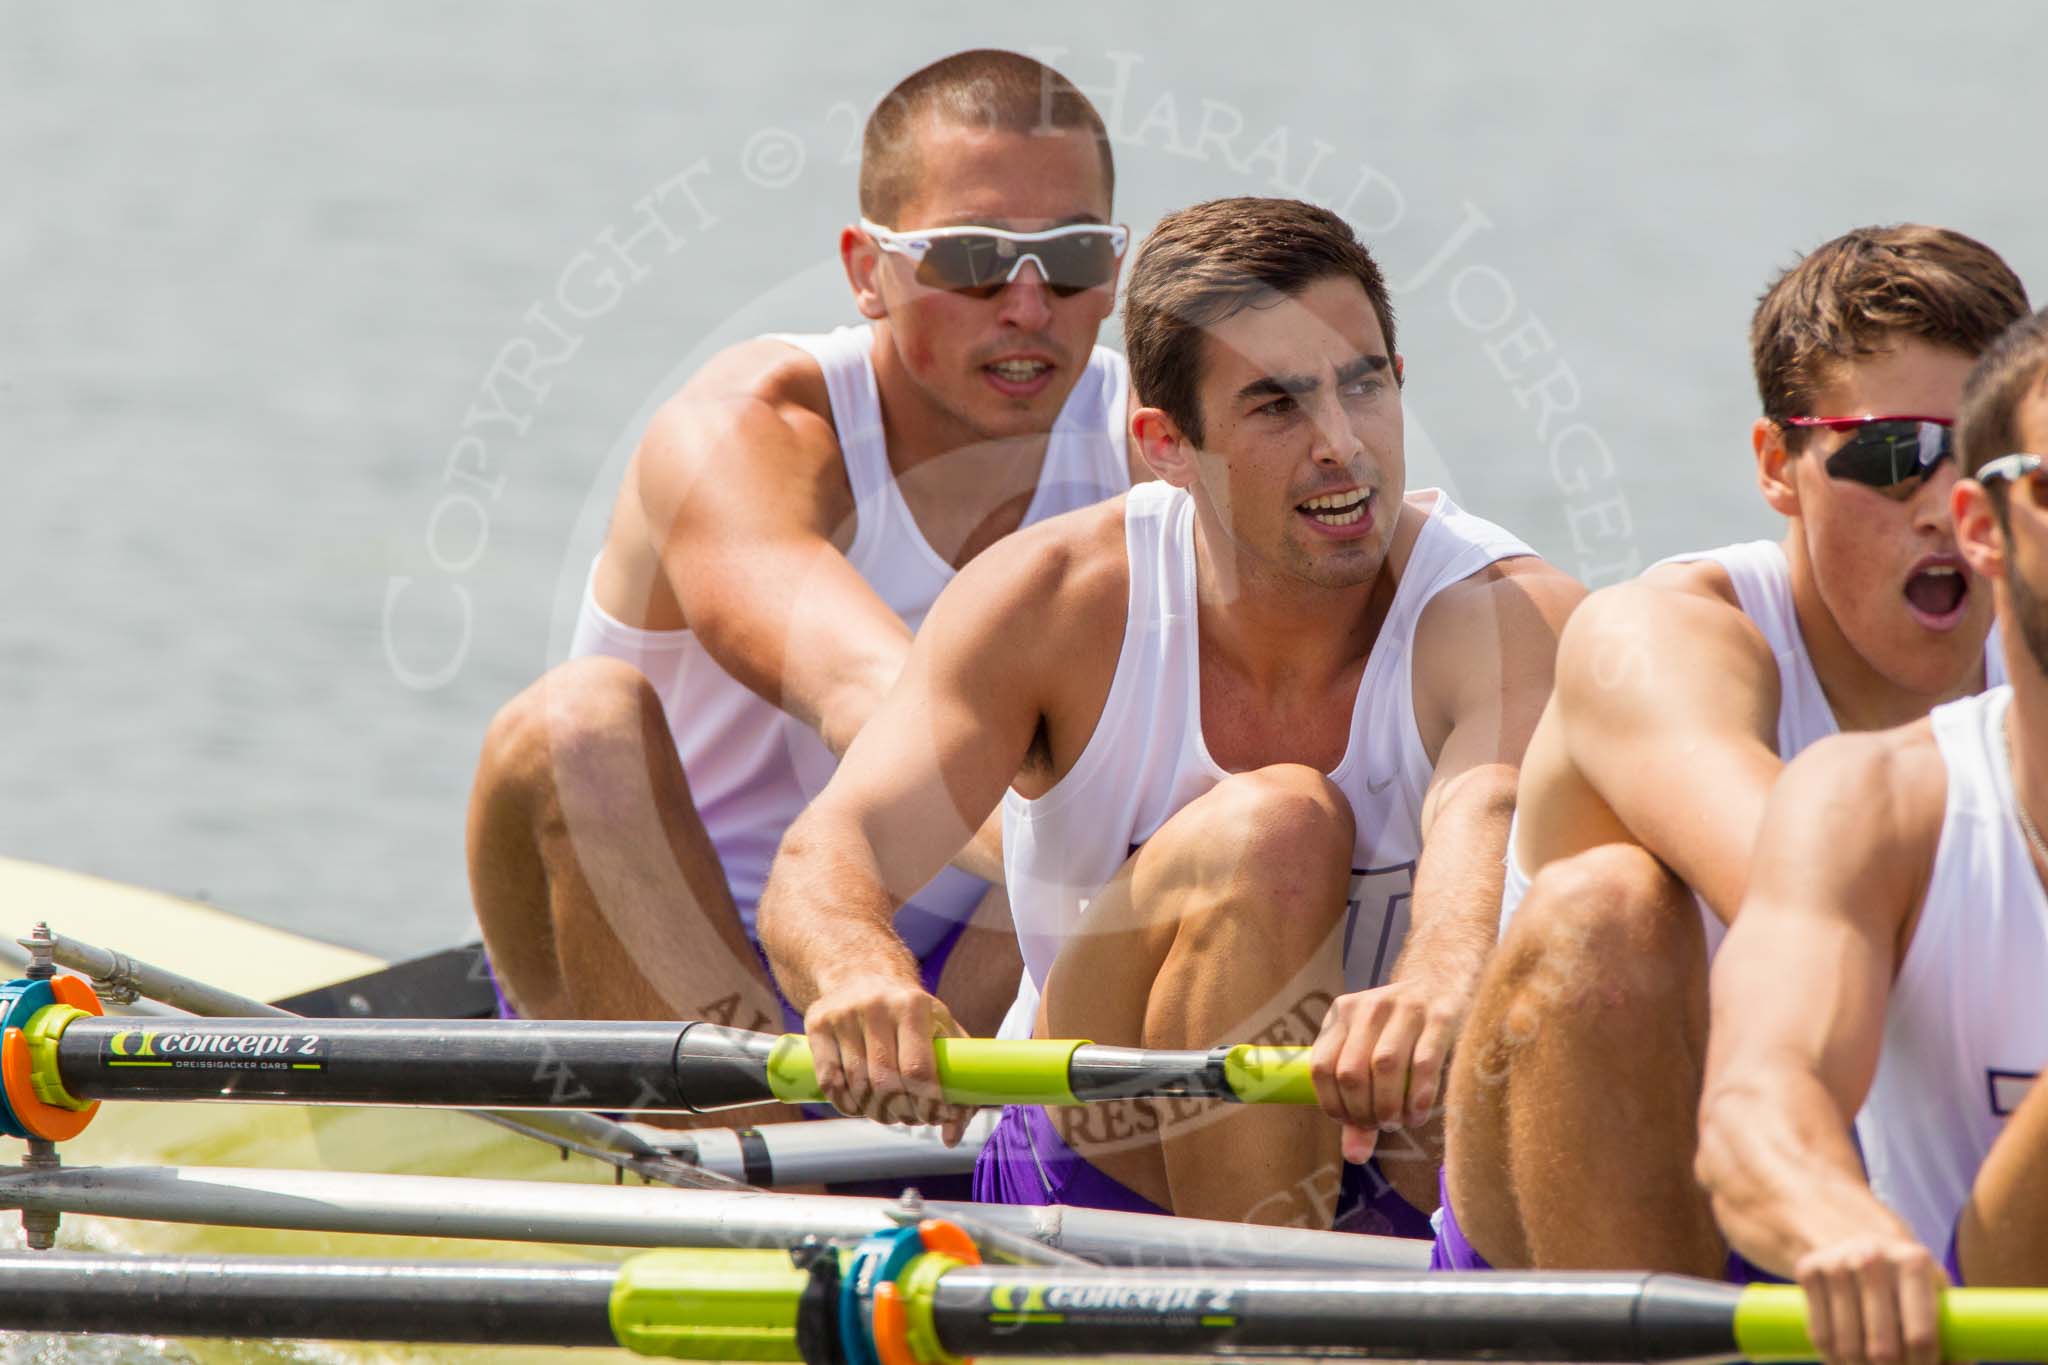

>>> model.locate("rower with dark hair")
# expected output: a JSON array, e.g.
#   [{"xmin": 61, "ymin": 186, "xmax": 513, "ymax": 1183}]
[
  {"xmin": 1698, "ymin": 306, "xmax": 2048, "ymax": 1365},
  {"xmin": 758, "ymin": 195, "xmax": 1580, "ymax": 1226},
  {"xmin": 466, "ymin": 49, "xmax": 1142, "ymax": 1128},
  {"xmin": 1436, "ymin": 226, "xmax": 2030, "ymax": 1276}
]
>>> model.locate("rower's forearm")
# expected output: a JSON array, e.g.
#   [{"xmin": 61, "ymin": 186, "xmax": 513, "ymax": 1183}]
[
  {"xmin": 756, "ymin": 816, "xmax": 922, "ymax": 1013},
  {"xmin": 1394, "ymin": 777, "xmax": 1514, "ymax": 1001},
  {"xmin": 1389, "ymin": 908, "xmax": 1494, "ymax": 1005},
  {"xmin": 1697, "ymin": 1067, "xmax": 1898, "ymax": 1275}
]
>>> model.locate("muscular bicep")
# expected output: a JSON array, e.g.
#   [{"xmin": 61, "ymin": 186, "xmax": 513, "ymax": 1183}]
[
  {"xmin": 1707, "ymin": 735, "xmax": 1932, "ymax": 1123},
  {"xmin": 805, "ymin": 539, "xmax": 1058, "ymax": 905},
  {"xmin": 1553, "ymin": 584, "xmax": 1783, "ymax": 917},
  {"xmin": 636, "ymin": 387, "xmax": 913, "ymax": 753}
]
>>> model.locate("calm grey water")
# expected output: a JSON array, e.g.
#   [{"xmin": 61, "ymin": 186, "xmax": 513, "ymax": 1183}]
[{"xmin": 5, "ymin": 1, "xmax": 2046, "ymax": 959}]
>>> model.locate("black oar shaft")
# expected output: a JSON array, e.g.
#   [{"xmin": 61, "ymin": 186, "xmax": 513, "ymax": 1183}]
[
  {"xmin": 55, "ymin": 1017, "xmax": 693, "ymax": 1111},
  {"xmin": 929, "ymin": 1268, "xmax": 1747, "ymax": 1362},
  {"xmin": 0, "ymin": 1252, "xmax": 618, "ymax": 1345},
  {"xmin": 33, "ymin": 1016, "xmax": 1312, "ymax": 1117}
]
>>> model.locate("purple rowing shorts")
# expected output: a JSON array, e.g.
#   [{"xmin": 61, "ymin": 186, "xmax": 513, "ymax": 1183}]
[{"xmin": 972, "ymin": 1101, "xmax": 1436, "ymax": 1239}]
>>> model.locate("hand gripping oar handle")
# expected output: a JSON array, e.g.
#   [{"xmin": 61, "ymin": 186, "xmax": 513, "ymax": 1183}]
[{"xmin": 669, "ymin": 1023, "xmax": 1316, "ymax": 1112}]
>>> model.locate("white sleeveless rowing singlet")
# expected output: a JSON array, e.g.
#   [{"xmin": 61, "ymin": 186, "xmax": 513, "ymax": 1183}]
[
  {"xmin": 1855, "ymin": 687, "xmax": 2048, "ymax": 1257},
  {"xmin": 1496, "ymin": 540, "xmax": 2006, "ymax": 958},
  {"xmin": 996, "ymin": 481, "xmax": 1535, "ymax": 1041},
  {"xmin": 568, "ymin": 324, "xmax": 1130, "ymax": 954}
]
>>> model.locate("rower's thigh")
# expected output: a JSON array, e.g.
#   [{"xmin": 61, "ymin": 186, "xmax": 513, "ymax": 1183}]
[
  {"xmin": 1445, "ymin": 841, "xmax": 1706, "ymax": 1262},
  {"xmin": 1956, "ymin": 1069, "xmax": 2048, "ymax": 1285},
  {"xmin": 469, "ymin": 655, "xmax": 763, "ymax": 1022}
]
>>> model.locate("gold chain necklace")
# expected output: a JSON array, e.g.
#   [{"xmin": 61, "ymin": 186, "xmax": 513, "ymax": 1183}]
[{"xmin": 2006, "ymin": 708, "xmax": 2048, "ymax": 870}]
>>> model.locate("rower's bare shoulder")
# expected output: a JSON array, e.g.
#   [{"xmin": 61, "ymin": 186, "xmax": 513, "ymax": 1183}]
[
  {"xmin": 1760, "ymin": 723, "xmax": 1949, "ymax": 928},
  {"xmin": 648, "ymin": 338, "xmax": 836, "ymax": 464},
  {"xmin": 1410, "ymin": 555, "xmax": 1583, "ymax": 727},
  {"xmin": 631, "ymin": 338, "xmax": 852, "ymax": 532},
  {"xmin": 940, "ymin": 496, "xmax": 1130, "ymax": 633},
  {"xmin": 1418, "ymin": 554, "xmax": 1584, "ymax": 641},
  {"xmin": 1555, "ymin": 571, "xmax": 1775, "ymax": 690},
  {"xmin": 675, "ymin": 334, "xmax": 833, "ymax": 416},
  {"xmin": 1537, "ymin": 573, "xmax": 1783, "ymax": 765},
  {"xmin": 1782, "ymin": 721, "xmax": 1949, "ymax": 842},
  {"xmin": 1637, "ymin": 553, "xmax": 1743, "ymax": 608},
  {"xmin": 918, "ymin": 500, "xmax": 1129, "ymax": 755}
]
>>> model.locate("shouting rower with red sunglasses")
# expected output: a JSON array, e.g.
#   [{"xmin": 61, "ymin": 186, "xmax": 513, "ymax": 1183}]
[
  {"xmin": 465, "ymin": 50, "xmax": 1142, "ymax": 1135},
  {"xmin": 1700, "ymin": 307, "xmax": 2048, "ymax": 1365},
  {"xmin": 1434, "ymin": 226, "xmax": 2031, "ymax": 1277}
]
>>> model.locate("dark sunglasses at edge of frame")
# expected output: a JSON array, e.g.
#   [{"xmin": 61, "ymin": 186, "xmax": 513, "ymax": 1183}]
[
  {"xmin": 860, "ymin": 219, "xmax": 1128, "ymax": 299},
  {"xmin": 1782, "ymin": 414, "xmax": 1956, "ymax": 500}
]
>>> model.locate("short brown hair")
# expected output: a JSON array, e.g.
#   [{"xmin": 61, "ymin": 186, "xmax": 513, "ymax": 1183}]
[
  {"xmin": 1958, "ymin": 307, "xmax": 2048, "ymax": 485},
  {"xmin": 1750, "ymin": 225, "xmax": 2029, "ymax": 438},
  {"xmin": 1123, "ymin": 197, "xmax": 1397, "ymax": 447},
  {"xmin": 859, "ymin": 50, "xmax": 1114, "ymax": 225}
]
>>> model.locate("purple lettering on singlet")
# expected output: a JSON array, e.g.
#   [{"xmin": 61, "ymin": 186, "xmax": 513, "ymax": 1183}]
[
  {"xmin": 1988, "ymin": 1069, "xmax": 2038, "ymax": 1117},
  {"xmin": 1124, "ymin": 841, "xmax": 1417, "ymax": 991}
]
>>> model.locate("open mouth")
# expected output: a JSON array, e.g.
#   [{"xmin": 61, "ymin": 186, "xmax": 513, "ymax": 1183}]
[
  {"xmin": 1903, "ymin": 562, "xmax": 1969, "ymax": 629},
  {"xmin": 983, "ymin": 358, "xmax": 1055, "ymax": 393},
  {"xmin": 1297, "ymin": 488, "xmax": 1372, "ymax": 527}
]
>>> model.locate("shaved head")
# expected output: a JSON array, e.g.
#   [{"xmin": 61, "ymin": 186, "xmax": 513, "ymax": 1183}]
[{"xmin": 859, "ymin": 49, "xmax": 1114, "ymax": 226}]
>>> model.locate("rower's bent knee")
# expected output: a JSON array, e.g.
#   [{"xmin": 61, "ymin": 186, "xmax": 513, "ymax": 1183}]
[
  {"xmin": 1514, "ymin": 845, "xmax": 1696, "ymax": 963},
  {"xmin": 1495, "ymin": 845, "xmax": 1702, "ymax": 1020},
  {"xmin": 1154, "ymin": 766, "xmax": 1356, "ymax": 946},
  {"xmin": 1187, "ymin": 764, "xmax": 1356, "ymax": 870},
  {"xmin": 480, "ymin": 656, "xmax": 667, "ymax": 796}
]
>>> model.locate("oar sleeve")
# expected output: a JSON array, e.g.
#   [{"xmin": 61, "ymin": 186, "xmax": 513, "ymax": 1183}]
[{"xmin": 673, "ymin": 1025, "xmax": 1085, "ymax": 1110}]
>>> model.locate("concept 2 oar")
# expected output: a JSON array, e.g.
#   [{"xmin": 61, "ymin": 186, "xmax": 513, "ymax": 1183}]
[
  {"xmin": 5, "ymin": 1240, "xmax": 2048, "ymax": 1362},
  {"xmin": 0, "ymin": 978, "xmax": 1311, "ymax": 1139}
]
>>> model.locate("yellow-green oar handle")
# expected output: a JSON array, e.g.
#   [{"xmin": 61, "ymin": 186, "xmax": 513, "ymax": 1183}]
[
  {"xmin": 1220, "ymin": 1044, "xmax": 1319, "ymax": 1105},
  {"xmin": 1736, "ymin": 1284, "xmax": 2048, "ymax": 1361},
  {"xmin": 765, "ymin": 1036, "xmax": 1083, "ymax": 1106},
  {"xmin": 758, "ymin": 1034, "xmax": 1316, "ymax": 1107}
]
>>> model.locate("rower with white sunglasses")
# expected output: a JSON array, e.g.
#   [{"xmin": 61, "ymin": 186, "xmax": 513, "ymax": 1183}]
[
  {"xmin": 857, "ymin": 218, "xmax": 1131, "ymax": 303},
  {"xmin": 465, "ymin": 51, "xmax": 1142, "ymax": 1154}
]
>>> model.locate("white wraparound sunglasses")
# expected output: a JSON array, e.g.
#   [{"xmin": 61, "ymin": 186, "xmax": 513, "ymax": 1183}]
[{"xmin": 860, "ymin": 219, "xmax": 1127, "ymax": 298}]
